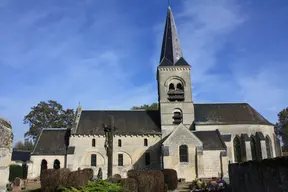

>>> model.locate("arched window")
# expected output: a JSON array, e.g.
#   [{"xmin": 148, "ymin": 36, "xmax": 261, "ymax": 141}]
[
  {"xmin": 145, "ymin": 152, "xmax": 150, "ymax": 166},
  {"xmin": 179, "ymin": 145, "xmax": 188, "ymax": 162},
  {"xmin": 169, "ymin": 83, "xmax": 175, "ymax": 90},
  {"xmin": 40, "ymin": 159, "xmax": 47, "ymax": 173},
  {"xmin": 250, "ymin": 136, "xmax": 257, "ymax": 161},
  {"xmin": 92, "ymin": 139, "xmax": 96, "ymax": 147},
  {"xmin": 91, "ymin": 154, "xmax": 97, "ymax": 166},
  {"xmin": 118, "ymin": 139, "xmax": 122, "ymax": 147},
  {"xmin": 233, "ymin": 136, "xmax": 242, "ymax": 163},
  {"xmin": 144, "ymin": 138, "xmax": 148, "ymax": 146},
  {"xmin": 53, "ymin": 159, "xmax": 60, "ymax": 169},
  {"xmin": 266, "ymin": 136, "xmax": 272, "ymax": 158},
  {"xmin": 118, "ymin": 154, "xmax": 123, "ymax": 166},
  {"xmin": 176, "ymin": 83, "xmax": 183, "ymax": 91}
]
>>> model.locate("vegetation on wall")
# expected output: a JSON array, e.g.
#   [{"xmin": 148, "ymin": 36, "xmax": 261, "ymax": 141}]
[
  {"xmin": 131, "ymin": 103, "xmax": 159, "ymax": 110},
  {"xmin": 24, "ymin": 100, "xmax": 75, "ymax": 142},
  {"xmin": 275, "ymin": 107, "xmax": 288, "ymax": 152}
]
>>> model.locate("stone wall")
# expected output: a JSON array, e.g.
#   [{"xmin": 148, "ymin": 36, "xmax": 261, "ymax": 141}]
[
  {"xmin": 68, "ymin": 134, "xmax": 162, "ymax": 179},
  {"xmin": 0, "ymin": 118, "xmax": 13, "ymax": 190},
  {"xmin": 229, "ymin": 157, "xmax": 288, "ymax": 192}
]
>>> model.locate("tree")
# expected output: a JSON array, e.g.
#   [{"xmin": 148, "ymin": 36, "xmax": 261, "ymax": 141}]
[
  {"xmin": 131, "ymin": 103, "xmax": 159, "ymax": 110},
  {"xmin": 275, "ymin": 107, "xmax": 288, "ymax": 152},
  {"xmin": 24, "ymin": 100, "xmax": 75, "ymax": 142},
  {"xmin": 14, "ymin": 139, "xmax": 34, "ymax": 151}
]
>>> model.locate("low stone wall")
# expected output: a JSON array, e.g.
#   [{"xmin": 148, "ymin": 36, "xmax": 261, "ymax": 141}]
[
  {"xmin": 0, "ymin": 118, "xmax": 13, "ymax": 190},
  {"xmin": 229, "ymin": 157, "xmax": 288, "ymax": 192}
]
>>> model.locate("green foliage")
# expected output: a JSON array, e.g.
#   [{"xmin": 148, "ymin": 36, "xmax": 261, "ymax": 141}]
[
  {"xmin": 9, "ymin": 164, "xmax": 23, "ymax": 182},
  {"xmin": 131, "ymin": 103, "xmax": 159, "ymax": 110},
  {"xmin": 14, "ymin": 139, "xmax": 34, "ymax": 151},
  {"xmin": 24, "ymin": 100, "xmax": 75, "ymax": 142},
  {"xmin": 58, "ymin": 180, "xmax": 122, "ymax": 192},
  {"xmin": 275, "ymin": 107, "xmax": 288, "ymax": 151}
]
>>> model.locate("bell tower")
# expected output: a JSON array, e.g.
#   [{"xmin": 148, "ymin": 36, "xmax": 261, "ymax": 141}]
[{"xmin": 157, "ymin": 6, "xmax": 195, "ymax": 137}]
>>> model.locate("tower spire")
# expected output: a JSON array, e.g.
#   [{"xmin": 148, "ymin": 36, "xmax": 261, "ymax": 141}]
[{"xmin": 159, "ymin": 6, "xmax": 188, "ymax": 66}]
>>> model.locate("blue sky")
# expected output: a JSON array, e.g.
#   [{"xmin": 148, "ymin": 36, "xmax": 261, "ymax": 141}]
[{"xmin": 0, "ymin": 0, "xmax": 288, "ymax": 144}]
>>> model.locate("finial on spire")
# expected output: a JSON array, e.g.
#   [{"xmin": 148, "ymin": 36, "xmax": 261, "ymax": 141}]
[{"xmin": 168, "ymin": 0, "xmax": 171, "ymax": 7}]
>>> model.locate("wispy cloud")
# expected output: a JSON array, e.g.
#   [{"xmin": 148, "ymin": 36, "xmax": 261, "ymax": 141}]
[{"xmin": 0, "ymin": 0, "xmax": 287, "ymax": 143}]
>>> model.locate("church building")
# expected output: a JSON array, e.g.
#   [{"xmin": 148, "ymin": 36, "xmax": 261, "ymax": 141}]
[{"xmin": 28, "ymin": 6, "xmax": 282, "ymax": 181}]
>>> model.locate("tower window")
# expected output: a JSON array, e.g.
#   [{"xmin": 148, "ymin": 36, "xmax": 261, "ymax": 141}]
[
  {"xmin": 179, "ymin": 145, "xmax": 188, "ymax": 162},
  {"xmin": 176, "ymin": 83, "xmax": 183, "ymax": 91},
  {"xmin": 167, "ymin": 81, "xmax": 184, "ymax": 101},
  {"xmin": 92, "ymin": 139, "xmax": 96, "ymax": 147},
  {"xmin": 118, "ymin": 154, "xmax": 123, "ymax": 166},
  {"xmin": 145, "ymin": 152, "xmax": 150, "ymax": 166},
  {"xmin": 169, "ymin": 83, "xmax": 175, "ymax": 90},
  {"xmin": 91, "ymin": 154, "xmax": 97, "ymax": 166},
  {"xmin": 144, "ymin": 138, "xmax": 148, "ymax": 146},
  {"xmin": 173, "ymin": 109, "xmax": 183, "ymax": 124},
  {"xmin": 118, "ymin": 139, "xmax": 122, "ymax": 147}
]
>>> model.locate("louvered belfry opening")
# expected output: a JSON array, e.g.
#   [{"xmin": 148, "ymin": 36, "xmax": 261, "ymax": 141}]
[
  {"xmin": 173, "ymin": 109, "xmax": 183, "ymax": 124},
  {"xmin": 167, "ymin": 83, "xmax": 184, "ymax": 101}
]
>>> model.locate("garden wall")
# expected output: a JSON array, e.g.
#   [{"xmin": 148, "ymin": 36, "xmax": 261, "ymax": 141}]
[{"xmin": 229, "ymin": 156, "xmax": 288, "ymax": 192}]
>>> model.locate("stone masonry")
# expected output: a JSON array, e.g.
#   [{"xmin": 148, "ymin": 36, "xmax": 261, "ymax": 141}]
[{"xmin": 0, "ymin": 118, "xmax": 13, "ymax": 190}]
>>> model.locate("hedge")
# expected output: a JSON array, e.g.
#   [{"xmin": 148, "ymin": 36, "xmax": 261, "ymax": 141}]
[
  {"xmin": 162, "ymin": 169, "xmax": 178, "ymax": 190},
  {"xmin": 40, "ymin": 168, "xmax": 70, "ymax": 192},
  {"xmin": 127, "ymin": 170, "xmax": 165, "ymax": 192},
  {"xmin": 9, "ymin": 164, "xmax": 23, "ymax": 182},
  {"xmin": 120, "ymin": 178, "xmax": 138, "ymax": 192}
]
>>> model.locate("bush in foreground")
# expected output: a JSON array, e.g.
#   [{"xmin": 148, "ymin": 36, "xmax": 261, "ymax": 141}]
[
  {"xmin": 57, "ymin": 180, "xmax": 122, "ymax": 192},
  {"xmin": 120, "ymin": 178, "xmax": 138, "ymax": 192},
  {"xmin": 40, "ymin": 168, "xmax": 71, "ymax": 192},
  {"xmin": 162, "ymin": 169, "xmax": 178, "ymax": 190},
  {"xmin": 127, "ymin": 170, "xmax": 165, "ymax": 192}
]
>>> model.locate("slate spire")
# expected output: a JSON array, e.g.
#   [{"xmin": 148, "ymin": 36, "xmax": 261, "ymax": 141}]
[{"xmin": 159, "ymin": 6, "xmax": 189, "ymax": 66}]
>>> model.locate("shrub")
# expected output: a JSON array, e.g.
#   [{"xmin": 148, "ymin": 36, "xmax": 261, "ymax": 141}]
[
  {"xmin": 58, "ymin": 180, "xmax": 122, "ymax": 192},
  {"xmin": 40, "ymin": 168, "xmax": 71, "ymax": 192},
  {"xmin": 120, "ymin": 178, "xmax": 138, "ymax": 192},
  {"xmin": 127, "ymin": 170, "xmax": 165, "ymax": 192},
  {"xmin": 9, "ymin": 164, "xmax": 23, "ymax": 182},
  {"xmin": 66, "ymin": 168, "xmax": 94, "ymax": 188},
  {"xmin": 162, "ymin": 169, "xmax": 178, "ymax": 190}
]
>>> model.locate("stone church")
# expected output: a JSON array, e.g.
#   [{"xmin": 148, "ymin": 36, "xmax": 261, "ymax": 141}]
[{"xmin": 28, "ymin": 6, "xmax": 282, "ymax": 181}]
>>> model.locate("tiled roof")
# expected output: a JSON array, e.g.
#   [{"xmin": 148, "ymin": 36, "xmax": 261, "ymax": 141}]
[
  {"xmin": 194, "ymin": 130, "xmax": 226, "ymax": 150},
  {"xmin": 221, "ymin": 134, "xmax": 231, "ymax": 142},
  {"xmin": 194, "ymin": 103, "xmax": 273, "ymax": 125},
  {"xmin": 75, "ymin": 110, "xmax": 161, "ymax": 135},
  {"xmin": 11, "ymin": 150, "xmax": 31, "ymax": 161},
  {"xmin": 32, "ymin": 128, "xmax": 68, "ymax": 155}
]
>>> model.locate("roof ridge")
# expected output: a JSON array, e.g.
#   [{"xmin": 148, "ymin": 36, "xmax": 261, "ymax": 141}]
[
  {"xmin": 82, "ymin": 110, "xmax": 159, "ymax": 112},
  {"xmin": 194, "ymin": 102, "xmax": 249, "ymax": 105}
]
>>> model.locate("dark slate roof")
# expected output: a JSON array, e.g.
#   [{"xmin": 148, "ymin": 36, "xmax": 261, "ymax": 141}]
[
  {"xmin": 194, "ymin": 103, "xmax": 273, "ymax": 125},
  {"xmin": 75, "ymin": 110, "xmax": 161, "ymax": 135},
  {"xmin": 11, "ymin": 150, "xmax": 31, "ymax": 161},
  {"xmin": 221, "ymin": 134, "xmax": 231, "ymax": 142},
  {"xmin": 194, "ymin": 130, "xmax": 226, "ymax": 150},
  {"xmin": 32, "ymin": 128, "xmax": 68, "ymax": 155},
  {"xmin": 67, "ymin": 146, "xmax": 75, "ymax": 154},
  {"xmin": 159, "ymin": 7, "xmax": 189, "ymax": 67}
]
